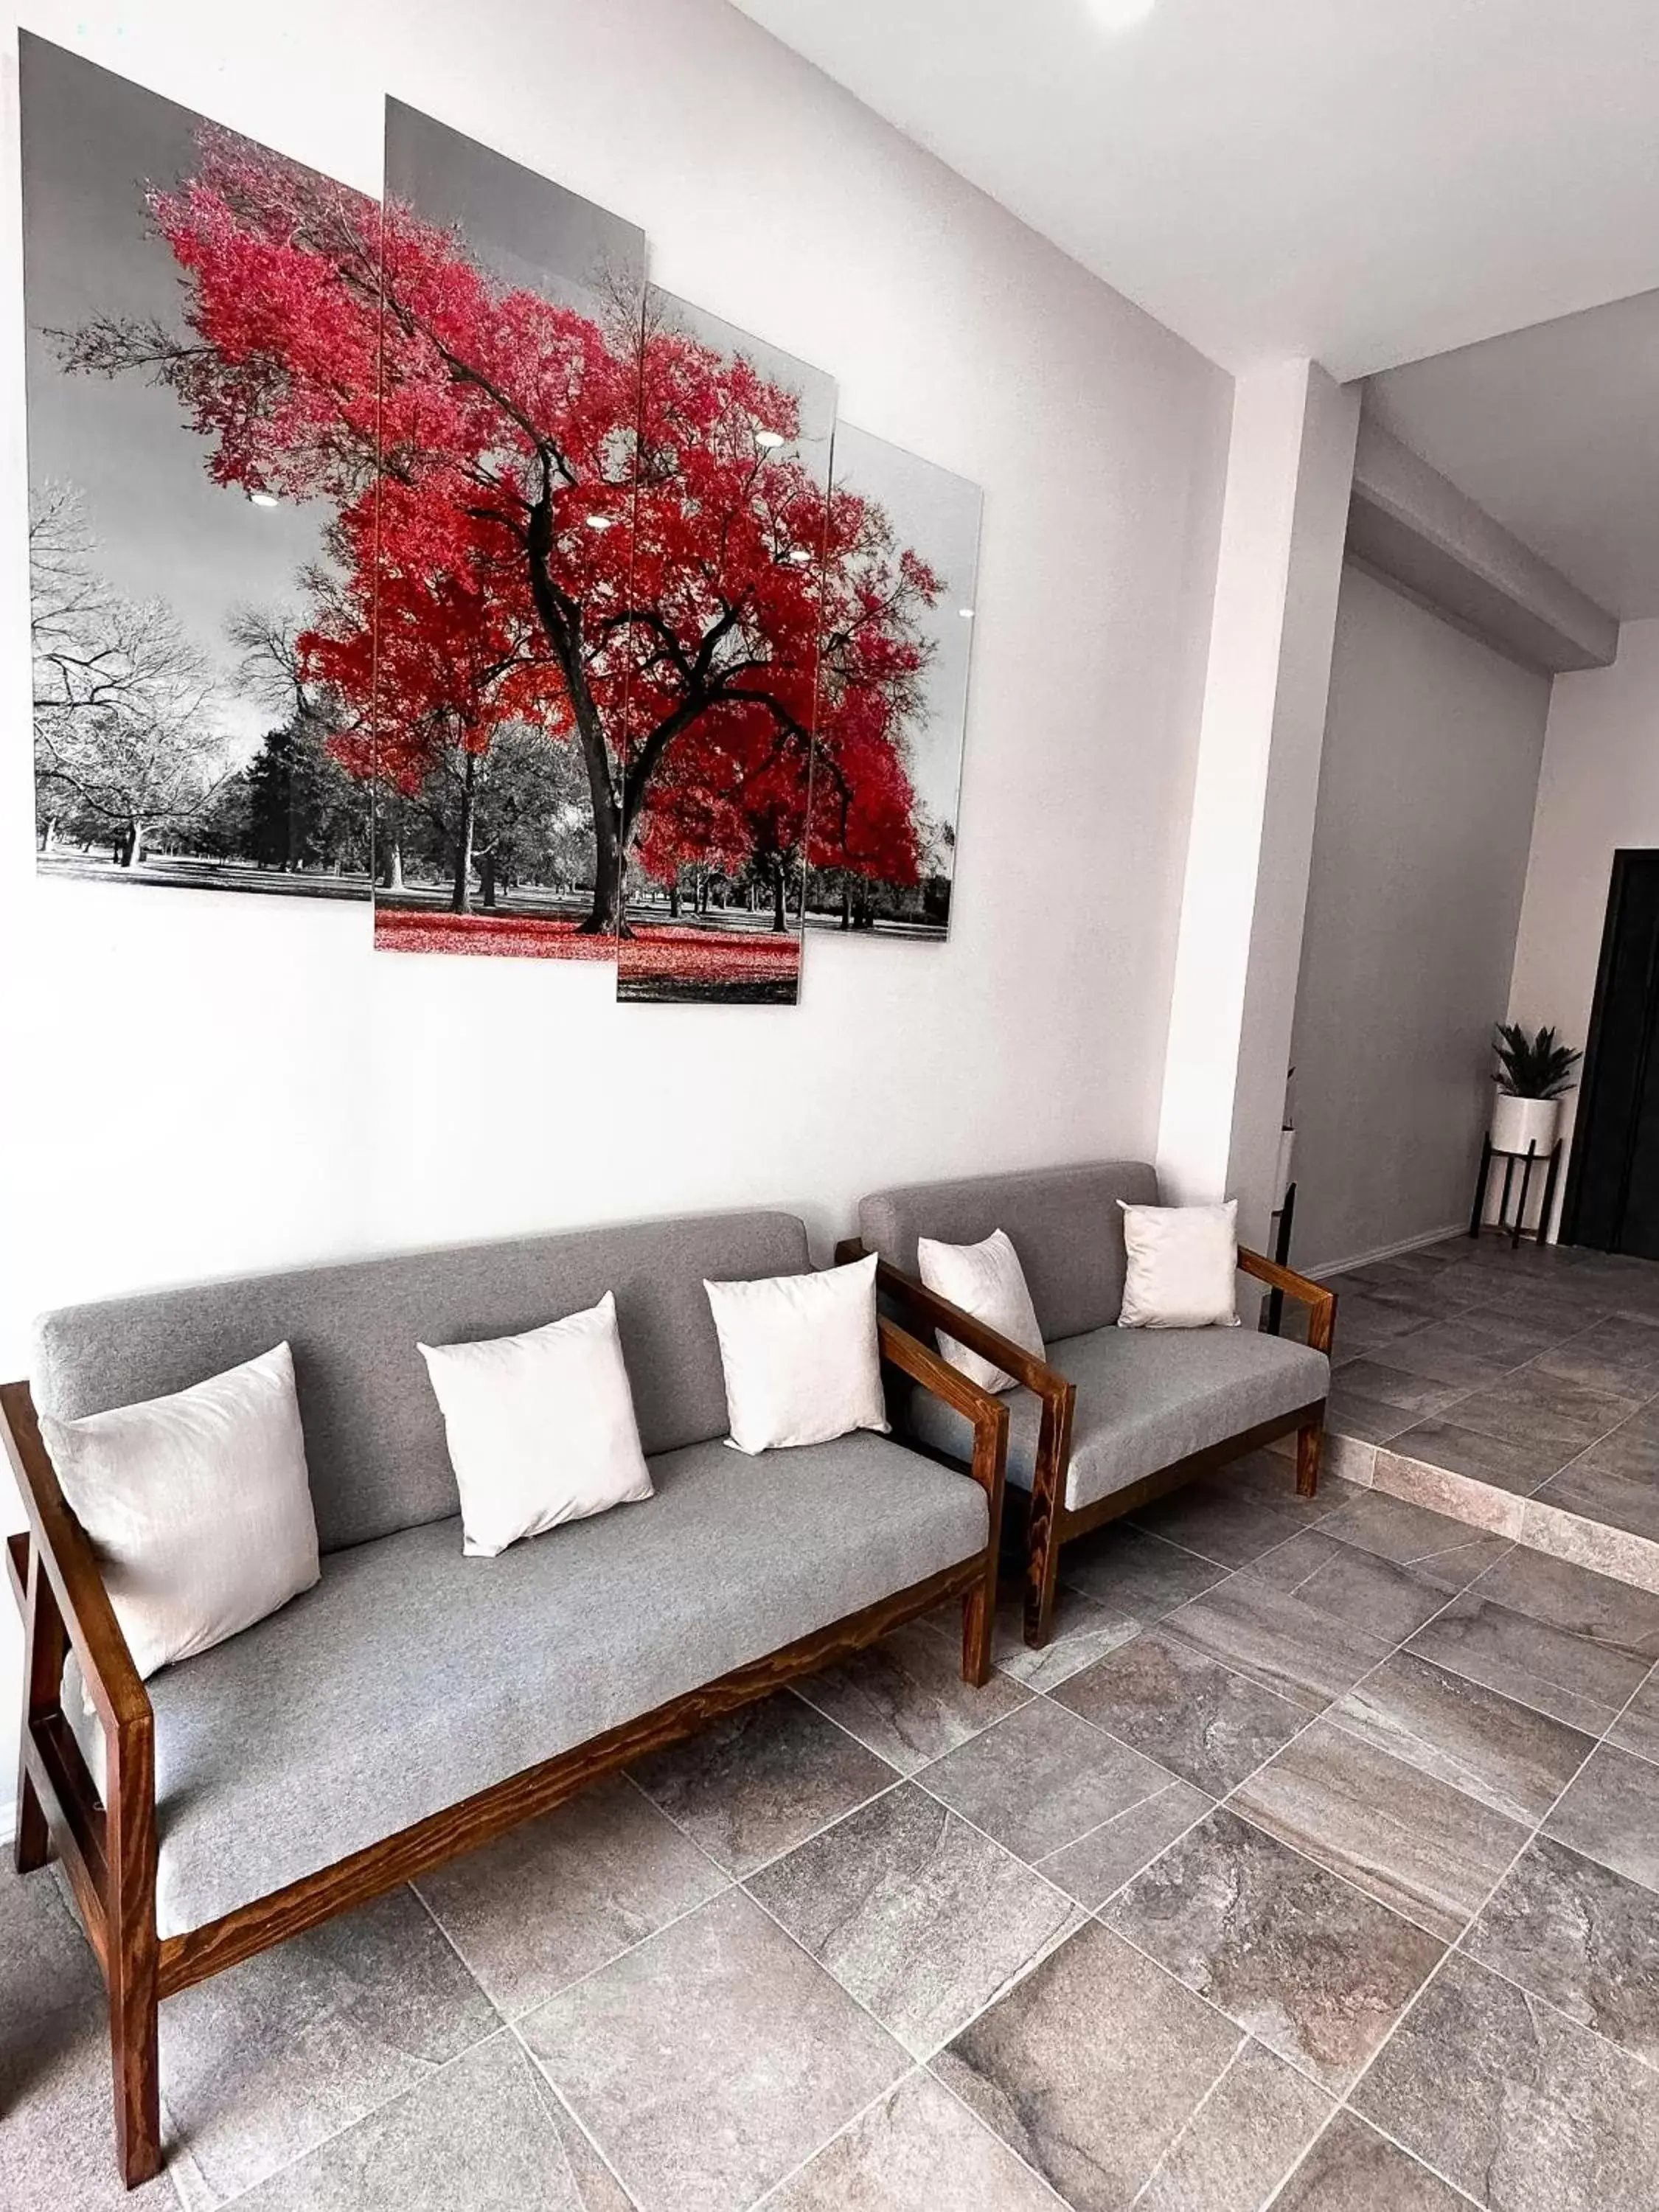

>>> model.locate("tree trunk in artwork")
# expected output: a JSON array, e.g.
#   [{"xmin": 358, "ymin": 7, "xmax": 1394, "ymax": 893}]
[
  {"xmin": 380, "ymin": 832, "xmax": 404, "ymax": 891},
  {"xmin": 669, "ymin": 876, "xmax": 681, "ymax": 919},
  {"xmin": 581, "ymin": 800, "xmax": 622, "ymax": 936},
  {"xmin": 478, "ymin": 848, "xmax": 498, "ymax": 910},
  {"xmin": 121, "ymin": 819, "xmax": 145, "ymax": 869},
  {"xmin": 840, "ymin": 873, "xmax": 851, "ymax": 931},
  {"xmin": 451, "ymin": 754, "xmax": 477, "ymax": 914},
  {"xmin": 771, "ymin": 862, "xmax": 788, "ymax": 934}
]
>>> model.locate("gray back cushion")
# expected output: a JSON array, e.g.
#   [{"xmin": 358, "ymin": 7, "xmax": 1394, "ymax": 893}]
[
  {"xmin": 859, "ymin": 1161, "xmax": 1159, "ymax": 1340},
  {"xmin": 33, "ymin": 1211, "xmax": 810, "ymax": 1554}
]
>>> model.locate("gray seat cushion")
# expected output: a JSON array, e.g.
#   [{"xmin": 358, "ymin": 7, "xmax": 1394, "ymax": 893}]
[
  {"xmin": 33, "ymin": 1210, "xmax": 811, "ymax": 1553},
  {"xmin": 114, "ymin": 1433, "xmax": 986, "ymax": 1937},
  {"xmin": 858, "ymin": 1161, "xmax": 1160, "ymax": 1340},
  {"xmin": 908, "ymin": 1324, "xmax": 1329, "ymax": 1512}
]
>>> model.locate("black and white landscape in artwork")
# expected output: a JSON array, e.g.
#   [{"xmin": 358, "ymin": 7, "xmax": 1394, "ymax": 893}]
[{"xmin": 22, "ymin": 32, "xmax": 372, "ymax": 899}]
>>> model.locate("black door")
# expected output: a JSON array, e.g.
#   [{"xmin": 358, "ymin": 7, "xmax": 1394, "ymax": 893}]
[{"xmin": 1566, "ymin": 850, "xmax": 1659, "ymax": 1256}]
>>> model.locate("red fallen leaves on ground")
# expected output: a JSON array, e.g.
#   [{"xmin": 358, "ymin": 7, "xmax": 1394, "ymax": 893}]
[
  {"xmin": 375, "ymin": 910, "xmax": 616, "ymax": 960},
  {"xmin": 375, "ymin": 906, "xmax": 799, "ymax": 979},
  {"xmin": 619, "ymin": 928, "xmax": 800, "ymax": 984}
]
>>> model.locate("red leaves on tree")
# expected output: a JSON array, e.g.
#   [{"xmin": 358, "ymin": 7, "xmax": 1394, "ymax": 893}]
[{"xmin": 134, "ymin": 128, "xmax": 937, "ymax": 917}]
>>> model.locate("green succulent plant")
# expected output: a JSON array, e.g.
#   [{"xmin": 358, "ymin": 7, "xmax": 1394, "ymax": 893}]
[{"xmin": 1492, "ymin": 1023, "xmax": 1581, "ymax": 1099}]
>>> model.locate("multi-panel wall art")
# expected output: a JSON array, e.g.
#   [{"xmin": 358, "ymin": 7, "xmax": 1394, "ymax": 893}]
[
  {"xmin": 21, "ymin": 35, "xmax": 375, "ymax": 900},
  {"xmin": 614, "ymin": 296, "xmax": 837, "ymax": 1006},
  {"xmin": 20, "ymin": 32, "xmax": 981, "ymax": 1001},
  {"xmin": 370, "ymin": 101, "xmax": 650, "ymax": 963},
  {"xmin": 810, "ymin": 425, "xmax": 982, "ymax": 942}
]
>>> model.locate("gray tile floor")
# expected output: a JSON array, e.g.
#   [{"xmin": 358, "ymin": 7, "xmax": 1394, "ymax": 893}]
[
  {"xmin": 1318, "ymin": 1237, "xmax": 1659, "ymax": 1543},
  {"xmin": 5, "ymin": 1457, "xmax": 1659, "ymax": 2210}
]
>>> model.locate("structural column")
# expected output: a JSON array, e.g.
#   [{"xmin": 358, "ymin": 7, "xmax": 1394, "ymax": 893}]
[{"xmin": 1156, "ymin": 359, "xmax": 1359, "ymax": 1253}]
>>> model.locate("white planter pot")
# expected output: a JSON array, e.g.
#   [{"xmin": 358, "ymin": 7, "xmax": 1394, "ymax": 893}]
[
  {"xmin": 1490, "ymin": 1093, "xmax": 1559, "ymax": 1157},
  {"xmin": 1275, "ymin": 1127, "xmax": 1295, "ymax": 1206}
]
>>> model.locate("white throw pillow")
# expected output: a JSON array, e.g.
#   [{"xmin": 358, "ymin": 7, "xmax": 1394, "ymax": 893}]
[
  {"xmin": 420, "ymin": 1292, "xmax": 653, "ymax": 1558},
  {"xmin": 704, "ymin": 1253, "xmax": 888, "ymax": 1454},
  {"xmin": 40, "ymin": 1342, "xmax": 320, "ymax": 1680},
  {"xmin": 1118, "ymin": 1200, "xmax": 1242, "ymax": 1329},
  {"xmin": 916, "ymin": 1228, "xmax": 1044, "ymax": 1393}
]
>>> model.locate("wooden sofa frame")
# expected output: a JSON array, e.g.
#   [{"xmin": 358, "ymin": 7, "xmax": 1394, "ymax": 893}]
[
  {"xmin": 838, "ymin": 1239, "xmax": 1335, "ymax": 1651},
  {"xmin": 4, "ymin": 1318, "xmax": 1007, "ymax": 2191}
]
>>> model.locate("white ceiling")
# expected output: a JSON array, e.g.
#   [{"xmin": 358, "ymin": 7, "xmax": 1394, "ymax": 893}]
[
  {"xmin": 1365, "ymin": 290, "xmax": 1659, "ymax": 622},
  {"xmin": 732, "ymin": 0, "xmax": 1659, "ymax": 381}
]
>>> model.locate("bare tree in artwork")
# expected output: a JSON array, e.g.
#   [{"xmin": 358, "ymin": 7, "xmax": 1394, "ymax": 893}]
[{"xmin": 29, "ymin": 486, "xmax": 229, "ymax": 864}]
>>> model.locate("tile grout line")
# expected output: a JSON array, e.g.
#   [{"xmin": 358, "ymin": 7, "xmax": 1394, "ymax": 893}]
[
  {"xmin": 741, "ymin": 2063, "xmax": 929, "ymax": 2211},
  {"xmin": 962, "ymin": 1506, "xmax": 1531, "ymax": 1952},
  {"xmin": 621, "ymin": 1623, "xmax": 1334, "ymax": 2202},
  {"xmin": 1018, "ymin": 1531, "xmax": 1520, "ymax": 1975},
  {"xmin": 404, "ymin": 1871, "xmax": 514, "ymax": 2034},
  {"xmin": 180, "ymin": 1890, "xmax": 524, "ymax": 2210},
  {"xmin": 922, "ymin": 2063, "xmax": 1084, "ymax": 2212},
  {"xmin": 1085, "ymin": 1547, "xmax": 1517, "ymax": 1937},
  {"xmin": 487, "ymin": 1759, "xmax": 1071, "ymax": 2212},
  {"xmin": 1338, "ymin": 1279, "xmax": 1659, "ymax": 1531},
  {"xmin": 1255, "ymin": 2103, "xmax": 1486, "ymax": 2212},
  {"xmin": 1077, "ymin": 1503, "xmax": 1655, "ymax": 1946},
  {"xmin": 188, "ymin": 2021, "xmax": 540, "ymax": 2212},
  {"xmin": 1441, "ymin": 1877, "xmax": 1659, "ymax": 2081},
  {"xmin": 1327, "ymin": 1621, "xmax": 1659, "ymax": 2157},
  {"xmin": 1121, "ymin": 2031, "xmax": 1255, "ymax": 2212},
  {"xmin": 1099, "ymin": 1914, "xmax": 1367, "ymax": 2109},
  {"xmin": 622, "ymin": 1720, "xmax": 1089, "ymax": 1994},
  {"xmin": 732, "ymin": 1846, "xmax": 1077, "ymax": 2211},
  {"xmin": 516, "ymin": 2039, "xmax": 649, "ymax": 2210},
  {"xmin": 1079, "ymin": 1522, "xmax": 1601, "ymax": 1955},
  {"xmin": 1028, "ymin": 1775, "xmax": 1208, "ymax": 1889}
]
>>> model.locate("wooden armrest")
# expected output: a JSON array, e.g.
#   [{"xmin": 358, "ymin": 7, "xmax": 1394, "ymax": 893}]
[
  {"xmin": 1237, "ymin": 1248, "xmax": 1338, "ymax": 1354},
  {"xmin": 879, "ymin": 1317, "xmax": 1006, "ymax": 1447},
  {"xmin": 877, "ymin": 1319, "xmax": 1009, "ymax": 1521},
  {"xmin": 2, "ymin": 1380, "xmax": 152, "ymax": 1740},
  {"xmin": 839, "ymin": 1241, "xmax": 1071, "ymax": 1409}
]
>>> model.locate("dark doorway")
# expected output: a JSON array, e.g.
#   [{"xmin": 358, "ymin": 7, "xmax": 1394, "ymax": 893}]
[{"xmin": 1565, "ymin": 850, "xmax": 1659, "ymax": 1256}]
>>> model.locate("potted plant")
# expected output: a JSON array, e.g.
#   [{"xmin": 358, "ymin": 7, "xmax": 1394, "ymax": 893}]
[{"xmin": 1490, "ymin": 1023, "xmax": 1581, "ymax": 1155}]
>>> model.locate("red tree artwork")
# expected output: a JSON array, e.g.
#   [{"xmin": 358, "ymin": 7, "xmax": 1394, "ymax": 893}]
[{"xmin": 60, "ymin": 120, "xmax": 943, "ymax": 975}]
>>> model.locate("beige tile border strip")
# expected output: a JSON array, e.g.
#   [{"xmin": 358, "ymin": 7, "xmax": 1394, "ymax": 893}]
[
  {"xmin": 1370, "ymin": 1443, "xmax": 1659, "ymax": 1596},
  {"xmin": 1263, "ymin": 1430, "xmax": 1377, "ymax": 1487},
  {"xmin": 1370, "ymin": 1450, "xmax": 1525, "ymax": 1537}
]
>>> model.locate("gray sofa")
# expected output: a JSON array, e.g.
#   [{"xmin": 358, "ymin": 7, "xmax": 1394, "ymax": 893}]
[
  {"xmin": 6, "ymin": 1208, "xmax": 1006, "ymax": 2189},
  {"xmin": 852, "ymin": 1161, "xmax": 1335, "ymax": 1646}
]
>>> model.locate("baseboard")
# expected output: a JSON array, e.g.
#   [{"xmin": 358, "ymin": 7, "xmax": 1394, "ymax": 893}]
[{"xmin": 1304, "ymin": 1222, "xmax": 1467, "ymax": 1281}]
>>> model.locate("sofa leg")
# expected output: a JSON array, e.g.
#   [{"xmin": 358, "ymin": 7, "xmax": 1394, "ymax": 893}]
[
  {"xmin": 109, "ymin": 1950, "xmax": 161, "ymax": 2191},
  {"xmin": 15, "ymin": 1767, "xmax": 51, "ymax": 1876},
  {"xmin": 1023, "ymin": 1514, "xmax": 1062, "ymax": 1649},
  {"xmin": 106, "ymin": 1713, "xmax": 162, "ymax": 2190},
  {"xmin": 1296, "ymin": 1416, "xmax": 1324, "ymax": 1499},
  {"xmin": 961, "ymin": 1565, "xmax": 995, "ymax": 1688}
]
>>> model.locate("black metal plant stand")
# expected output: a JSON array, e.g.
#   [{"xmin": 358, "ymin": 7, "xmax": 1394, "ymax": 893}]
[
  {"xmin": 1264, "ymin": 1180, "xmax": 1296, "ymax": 1335},
  {"xmin": 1469, "ymin": 1135, "xmax": 1564, "ymax": 1250}
]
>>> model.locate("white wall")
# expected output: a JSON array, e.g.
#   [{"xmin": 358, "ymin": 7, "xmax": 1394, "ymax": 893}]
[
  {"xmin": 1509, "ymin": 615, "xmax": 1659, "ymax": 1229},
  {"xmin": 0, "ymin": 1, "xmax": 1231, "ymax": 1818},
  {"xmin": 1157, "ymin": 360, "xmax": 1357, "ymax": 1256},
  {"xmin": 1289, "ymin": 563, "xmax": 1551, "ymax": 1272}
]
